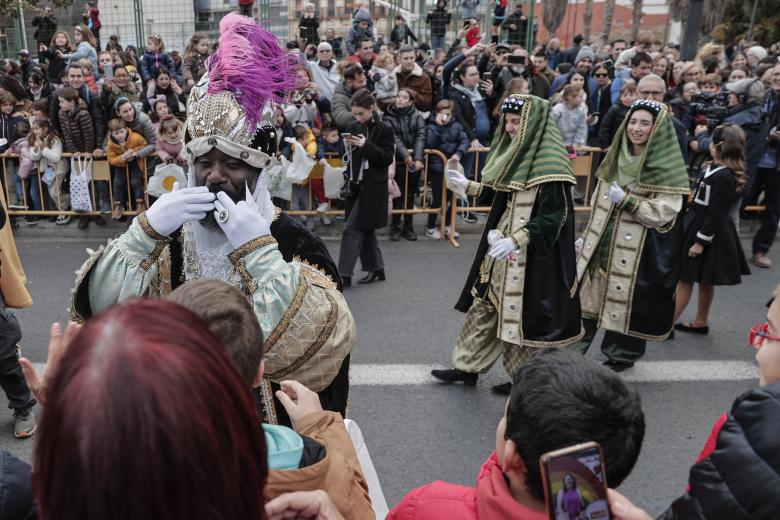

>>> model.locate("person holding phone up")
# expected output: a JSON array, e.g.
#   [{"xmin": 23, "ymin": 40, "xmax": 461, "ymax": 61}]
[{"xmin": 337, "ymin": 89, "xmax": 395, "ymax": 287}]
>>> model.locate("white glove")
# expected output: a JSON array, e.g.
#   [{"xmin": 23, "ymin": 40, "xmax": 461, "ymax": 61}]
[
  {"xmin": 488, "ymin": 237, "xmax": 517, "ymax": 260},
  {"xmin": 609, "ymin": 181, "xmax": 626, "ymax": 204},
  {"xmin": 445, "ymin": 169, "xmax": 470, "ymax": 199},
  {"xmin": 575, "ymin": 237, "xmax": 584, "ymax": 253},
  {"xmin": 145, "ymin": 182, "xmax": 216, "ymax": 237},
  {"xmin": 213, "ymin": 191, "xmax": 271, "ymax": 249}
]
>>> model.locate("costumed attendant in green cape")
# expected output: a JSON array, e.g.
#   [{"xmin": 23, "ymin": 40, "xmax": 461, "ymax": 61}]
[
  {"xmin": 571, "ymin": 99, "xmax": 690, "ymax": 371},
  {"xmin": 431, "ymin": 94, "xmax": 584, "ymax": 395}
]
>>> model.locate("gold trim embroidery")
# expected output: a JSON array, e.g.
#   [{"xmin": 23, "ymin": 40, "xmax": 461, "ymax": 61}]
[
  {"xmin": 68, "ymin": 241, "xmax": 110, "ymax": 323},
  {"xmin": 227, "ymin": 235, "xmax": 278, "ymax": 292},
  {"xmin": 136, "ymin": 212, "xmax": 173, "ymax": 272},
  {"xmin": 264, "ymin": 279, "xmax": 308, "ymax": 350},
  {"xmin": 265, "ymin": 291, "xmax": 338, "ymax": 380},
  {"xmin": 294, "ymin": 256, "xmax": 338, "ymax": 289},
  {"xmin": 137, "ymin": 212, "xmax": 171, "ymax": 242}
]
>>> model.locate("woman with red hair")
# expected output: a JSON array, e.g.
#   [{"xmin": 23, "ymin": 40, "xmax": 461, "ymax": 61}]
[{"xmin": 33, "ymin": 299, "xmax": 268, "ymax": 520}]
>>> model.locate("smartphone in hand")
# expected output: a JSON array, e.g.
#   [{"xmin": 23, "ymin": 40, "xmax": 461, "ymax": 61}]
[{"xmin": 540, "ymin": 442, "xmax": 611, "ymax": 520}]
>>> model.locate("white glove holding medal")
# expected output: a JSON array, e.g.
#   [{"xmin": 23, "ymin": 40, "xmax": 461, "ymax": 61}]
[
  {"xmin": 145, "ymin": 182, "xmax": 216, "ymax": 237},
  {"xmin": 213, "ymin": 191, "xmax": 271, "ymax": 249},
  {"xmin": 609, "ymin": 181, "xmax": 626, "ymax": 204}
]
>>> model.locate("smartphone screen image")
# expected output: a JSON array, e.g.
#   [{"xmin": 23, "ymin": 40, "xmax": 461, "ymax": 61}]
[
  {"xmin": 104, "ymin": 64, "xmax": 114, "ymax": 80},
  {"xmin": 540, "ymin": 442, "xmax": 611, "ymax": 520}
]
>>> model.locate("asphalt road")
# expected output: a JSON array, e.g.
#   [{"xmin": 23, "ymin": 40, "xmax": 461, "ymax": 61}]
[{"xmin": 2, "ymin": 217, "xmax": 775, "ymax": 516}]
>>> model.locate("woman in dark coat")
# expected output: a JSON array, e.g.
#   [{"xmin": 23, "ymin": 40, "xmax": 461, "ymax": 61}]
[
  {"xmin": 384, "ymin": 87, "xmax": 428, "ymax": 241},
  {"xmin": 337, "ymin": 88, "xmax": 395, "ymax": 286}
]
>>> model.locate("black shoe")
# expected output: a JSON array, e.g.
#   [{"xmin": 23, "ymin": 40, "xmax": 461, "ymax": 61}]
[
  {"xmin": 341, "ymin": 276, "xmax": 351, "ymax": 288},
  {"xmin": 674, "ymin": 322, "xmax": 709, "ymax": 335},
  {"xmin": 358, "ymin": 269, "xmax": 385, "ymax": 284},
  {"xmin": 667, "ymin": 330, "xmax": 675, "ymax": 340},
  {"xmin": 77, "ymin": 216, "xmax": 89, "ymax": 229},
  {"xmin": 491, "ymin": 382, "xmax": 512, "ymax": 395},
  {"xmin": 402, "ymin": 228, "xmax": 417, "ymax": 241},
  {"xmin": 431, "ymin": 368, "xmax": 478, "ymax": 386},
  {"xmin": 602, "ymin": 360, "xmax": 634, "ymax": 372},
  {"xmin": 93, "ymin": 215, "xmax": 107, "ymax": 226},
  {"xmin": 390, "ymin": 227, "xmax": 401, "ymax": 241}
]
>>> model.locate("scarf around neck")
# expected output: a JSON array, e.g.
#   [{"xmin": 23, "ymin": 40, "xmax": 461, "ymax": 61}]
[
  {"xmin": 480, "ymin": 95, "xmax": 575, "ymax": 190},
  {"xmin": 596, "ymin": 103, "xmax": 689, "ymax": 194},
  {"xmin": 452, "ymin": 82, "xmax": 483, "ymax": 104}
]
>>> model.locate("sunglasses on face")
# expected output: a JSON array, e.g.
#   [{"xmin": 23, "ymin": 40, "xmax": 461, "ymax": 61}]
[
  {"xmin": 593, "ymin": 73, "xmax": 609, "ymax": 78},
  {"xmin": 749, "ymin": 323, "xmax": 780, "ymax": 349}
]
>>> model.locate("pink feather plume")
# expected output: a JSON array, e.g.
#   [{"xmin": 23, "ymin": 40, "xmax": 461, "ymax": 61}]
[{"xmin": 207, "ymin": 13, "xmax": 298, "ymax": 128}]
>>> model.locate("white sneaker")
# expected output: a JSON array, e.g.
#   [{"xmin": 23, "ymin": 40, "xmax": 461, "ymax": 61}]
[
  {"xmin": 425, "ymin": 227, "xmax": 441, "ymax": 239},
  {"xmin": 444, "ymin": 226, "xmax": 460, "ymax": 238},
  {"xmin": 321, "ymin": 214, "xmax": 332, "ymax": 225},
  {"xmin": 316, "ymin": 202, "xmax": 328, "ymax": 213}
]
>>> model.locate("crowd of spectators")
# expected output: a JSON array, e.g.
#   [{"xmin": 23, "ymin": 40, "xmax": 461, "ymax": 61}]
[
  {"xmin": 1, "ymin": 4, "xmax": 780, "ymax": 262},
  {"xmin": 0, "ymin": 4, "xmax": 778, "ymax": 519}
]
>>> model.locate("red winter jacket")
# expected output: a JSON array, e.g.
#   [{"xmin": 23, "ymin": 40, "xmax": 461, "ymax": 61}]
[{"xmin": 388, "ymin": 452, "xmax": 548, "ymax": 520}]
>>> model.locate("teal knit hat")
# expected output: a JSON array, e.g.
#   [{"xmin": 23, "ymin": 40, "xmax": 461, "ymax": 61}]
[{"xmin": 262, "ymin": 424, "xmax": 304, "ymax": 470}]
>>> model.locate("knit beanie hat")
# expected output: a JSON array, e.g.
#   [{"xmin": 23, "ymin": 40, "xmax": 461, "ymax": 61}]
[
  {"xmin": 747, "ymin": 45, "xmax": 767, "ymax": 63},
  {"xmin": 575, "ymin": 46, "xmax": 595, "ymax": 64},
  {"xmin": 263, "ymin": 424, "xmax": 304, "ymax": 470}
]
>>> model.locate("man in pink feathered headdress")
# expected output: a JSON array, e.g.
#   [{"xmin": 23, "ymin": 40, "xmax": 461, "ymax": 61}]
[{"xmin": 70, "ymin": 13, "xmax": 357, "ymax": 427}]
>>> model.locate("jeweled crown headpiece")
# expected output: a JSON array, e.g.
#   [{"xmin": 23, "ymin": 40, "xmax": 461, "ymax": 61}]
[
  {"xmin": 183, "ymin": 13, "xmax": 298, "ymax": 168},
  {"xmin": 501, "ymin": 94, "xmax": 527, "ymax": 114}
]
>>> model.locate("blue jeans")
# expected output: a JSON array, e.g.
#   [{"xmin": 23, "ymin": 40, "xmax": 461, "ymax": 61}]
[
  {"xmin": 13, "ymin": 174, "xmax": 41, "ymax": 210},
  {"xmin": 431, "ymin": 34, "xmax": 445, "ymax": 50}
]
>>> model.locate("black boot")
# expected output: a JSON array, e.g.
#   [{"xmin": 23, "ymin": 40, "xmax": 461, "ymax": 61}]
[
  {"xmin": 402, "ymin": 228, "xmax": 417, "ymax": 241},
  {"xmin": 431, "ymin": 368, "xmax": 478, "ymax": 386},
  {"xmin": 358, "ymin": 269, "xmax": 386, "ymax": 284},
  {"xmin": 341, "ymin": 276, "xmax": 351, "ymax": 289},
  {"xmin": 491, "ymin": 382, "xmax": 512, "ymax": 396},
  {"xmin": 390, "ymin": 226, "xmax": 401, "ymax": 241}
]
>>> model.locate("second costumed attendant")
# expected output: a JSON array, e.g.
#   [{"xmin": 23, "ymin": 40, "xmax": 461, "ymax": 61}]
[
  {"xmin": 572, "ymin": 99, "xmax": 690, "ymax": 371},
  {"xmin": 432, "ymin": 94, "xmax": 583, "ymax": 395}
]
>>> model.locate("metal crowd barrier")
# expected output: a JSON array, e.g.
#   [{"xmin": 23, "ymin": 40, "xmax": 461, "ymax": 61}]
[
  {"xmin": 2, "ymin": 152, "xmax": 156, "ymax": 218},
  {"xmin": 2, "ymin": 148, "xmax": 454, "ymax": 240}
]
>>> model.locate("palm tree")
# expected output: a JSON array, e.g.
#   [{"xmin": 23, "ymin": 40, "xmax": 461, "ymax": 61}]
[
  {"xmin": 543, "ymin": 0, "xmax": 568, "ymax": 36},
  {"xmin": 583, "ymin": 0, "xmax": 594, "ymax": 41},
  {"xmin": 600, "ymin": 0, "xmax": 616, "ymax": 44},
  {"xmin": 630, "ymin": 0, "xmax": 643, "ymax": 41}
]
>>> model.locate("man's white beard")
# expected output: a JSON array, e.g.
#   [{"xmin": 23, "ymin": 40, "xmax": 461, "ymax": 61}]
[{"xmin": 182, "ymin": 164, "xmax": 274, "ymax": 287}]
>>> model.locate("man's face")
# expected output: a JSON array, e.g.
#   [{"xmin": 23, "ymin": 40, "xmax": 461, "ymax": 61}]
[
  {"xmin": 347, "ymin": 73, "xmax": 366, "ymax": 92},
  {"xmin": 359, "ymin": 41, "xmax": 373, "ymax": 61},
  {"xmin": 99, "ymin": 53, "xmax": 113, "ymax": 68},
  {"xmin": 632, "ymin": 60, "xmax": 652, "ymax": 79},
  {"xmin": 532, "ymin": 55, "xmax": 547, "ymax": 71},
  {"xmin": 318, "ymin": 47, "xmax": 332, "ymax": 63},
  {"xmin": 67, "ymin": 67, "xmax": 84, "ymax": 89},
  {"xmin": 548, "ymin": 38, "xmax": 560, "ymax": 51},
  {"xmin": 612, "ymin": 41, "xmax": 626, "ymax": 58},
  {"xmin": 399, "ymin": 51, "xmax": 415, "ymax": 72},
  {"xmin": 45, "ymin": 7, "xmax": 52, "ymax": 15},
  {"xmin": 576, "ymin": 57, "xmax": 592, "ymax": 75},
  {"xmin": 638, "ymin": 80, "xmax": 665, "ymax": 102},
  {"xmin": 193, "ymin": 148, "xmax": 257, "ymax": 230}
]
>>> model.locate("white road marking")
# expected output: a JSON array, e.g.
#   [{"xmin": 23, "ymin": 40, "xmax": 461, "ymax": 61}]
[{"xmin": 32, "ymin": 360, "xmax": 758, "ymax": 386}]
